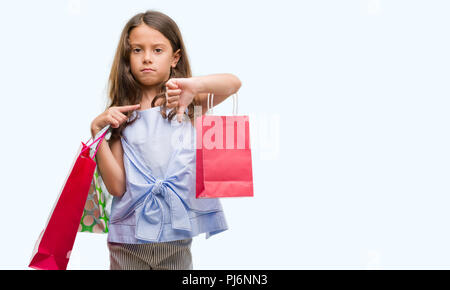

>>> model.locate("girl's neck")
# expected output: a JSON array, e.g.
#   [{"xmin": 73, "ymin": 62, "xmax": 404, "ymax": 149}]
[{"xmin": 140, "ymin": 86, "xmax": 163, "ymax": 108}]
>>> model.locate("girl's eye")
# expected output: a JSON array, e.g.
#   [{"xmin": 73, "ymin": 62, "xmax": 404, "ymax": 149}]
[{"xmin": 132, "ymin": 48, "xmax": 161, "ymax": 53}]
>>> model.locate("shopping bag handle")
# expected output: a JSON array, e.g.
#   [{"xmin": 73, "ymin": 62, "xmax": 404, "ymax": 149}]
[
  {"xmin": 206, "ymin": 92, "xmax": 239, "ymax": 116},
  {"xmin": 81, "ymin": 125, "xmax": 111, "ymax": 159}
]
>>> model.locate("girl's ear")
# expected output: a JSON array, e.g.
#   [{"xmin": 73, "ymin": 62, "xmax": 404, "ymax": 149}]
[{"xmin": 172, "ymin": 49, "xmax": 181, "ymax": 66}]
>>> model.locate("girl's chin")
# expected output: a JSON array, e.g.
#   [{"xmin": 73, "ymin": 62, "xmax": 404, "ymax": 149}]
[{"xmin": 138, "ymin": 79, "xmax": 161, "ymax": 87}]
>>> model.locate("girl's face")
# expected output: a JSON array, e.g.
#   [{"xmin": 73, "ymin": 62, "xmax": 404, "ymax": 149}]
[{"xmin": 128, "ymin": 24, "xmax": 180, "ymax": 88}]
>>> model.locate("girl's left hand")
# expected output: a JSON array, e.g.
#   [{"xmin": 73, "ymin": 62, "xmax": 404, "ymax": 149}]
[{"xmin": 165, "ymin": 78, "xmax": 198, "ymax": 123}]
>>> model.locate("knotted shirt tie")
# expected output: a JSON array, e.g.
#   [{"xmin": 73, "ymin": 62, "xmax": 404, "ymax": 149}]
[{"xmin": 135, "ymin": 175, "xmax": 192, "ymax": 242}]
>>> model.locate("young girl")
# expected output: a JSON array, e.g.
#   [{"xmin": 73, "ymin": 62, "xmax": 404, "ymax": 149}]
[{"xmin": 90, "ymin": 10, "xmax": 241, "ymax": 270}]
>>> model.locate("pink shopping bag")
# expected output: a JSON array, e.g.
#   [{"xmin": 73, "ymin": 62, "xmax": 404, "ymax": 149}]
[{"xmin": 196, "ymin": 93, "xmax": 254, "ymax": 198}]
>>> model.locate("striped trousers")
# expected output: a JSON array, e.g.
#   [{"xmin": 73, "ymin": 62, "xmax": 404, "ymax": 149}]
[{"xmin": 107, "ymin": 238, "xmax": 193, "ymax": 270}]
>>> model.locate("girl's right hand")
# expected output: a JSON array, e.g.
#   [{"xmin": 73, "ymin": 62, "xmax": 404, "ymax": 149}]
[{"xmin": 90, "ymin": 104, "xmax": 141, "ymax": 137}]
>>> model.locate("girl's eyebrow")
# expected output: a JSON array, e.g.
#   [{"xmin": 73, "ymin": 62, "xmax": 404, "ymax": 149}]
[{"xmin": 130, "ymin": 42, "xmax": 167, "ymax": 47}]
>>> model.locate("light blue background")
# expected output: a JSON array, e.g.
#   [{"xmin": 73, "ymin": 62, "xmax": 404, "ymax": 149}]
[{"xmin": 1, "ymin": 0, "xmax": 450, "ymax": 269}]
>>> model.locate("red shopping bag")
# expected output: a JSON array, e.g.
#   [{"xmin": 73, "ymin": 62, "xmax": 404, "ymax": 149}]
[
  {"xmin": 196, "ymin": 93, "xmax": 254, "ymax": 198},
  {"xmin": 28, "ymin": 127, "xmax": 110, "ymax": 270}
]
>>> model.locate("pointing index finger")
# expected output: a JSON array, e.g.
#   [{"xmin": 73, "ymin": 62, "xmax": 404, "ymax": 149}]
[{"xmin": 117, "ymin": 104, "xmax": 141, "ymax": 112}]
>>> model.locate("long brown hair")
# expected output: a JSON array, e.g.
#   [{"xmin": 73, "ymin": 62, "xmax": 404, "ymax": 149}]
[{"xmin": 106, "ymin": 10, "xmax": 198, "ymax": 142}]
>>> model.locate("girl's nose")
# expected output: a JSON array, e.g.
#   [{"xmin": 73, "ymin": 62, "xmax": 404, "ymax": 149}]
[{"xmin": 144, "ymin": 51, "xmax": 153, "ymax": 63}]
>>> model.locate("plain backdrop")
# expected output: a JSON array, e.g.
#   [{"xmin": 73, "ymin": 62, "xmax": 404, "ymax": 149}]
[{"xmin": 1, "ymin": 0, "xmax": 450, "ymax": 269}]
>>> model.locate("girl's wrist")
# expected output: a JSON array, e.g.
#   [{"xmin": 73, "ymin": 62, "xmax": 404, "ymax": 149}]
[
  {"xmin": 91, "ymin": 124, "xmax": 101, "ymax": 138},
  {"xmin": 91, "ymin": 129, "xmax": 98, "ymax": 139},
  {"xmin": 191, "ymin": 76, "xmax": 206, "ymax": 95}
]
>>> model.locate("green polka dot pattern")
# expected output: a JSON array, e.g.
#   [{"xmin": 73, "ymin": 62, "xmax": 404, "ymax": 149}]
[{"xmin": 78, "ymin": 159, "xmax": 112, "ymax": 234}]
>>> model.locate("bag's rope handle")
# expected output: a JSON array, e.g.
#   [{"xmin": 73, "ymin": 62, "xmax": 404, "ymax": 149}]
[
  {"xmin": 92, "ymin": 128, "xmax": 109, "ymax": 158},
  {"xmin": 233, "ymin": 92, "xmax": 238, "ymax": 116},
  {"xmin": 207, "ymin": 93, "xmax": 213, "ymax": 115},
  {"xmin": 207, "ymin": 92, "xmax": 239, "ymax": 115},
  {"xmin": 81, "ymin": 125, "xmax": 110, "ymax": 159}
]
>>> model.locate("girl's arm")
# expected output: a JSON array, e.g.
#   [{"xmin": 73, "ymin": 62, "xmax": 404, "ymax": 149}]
[
  {"xmin": 90, "ymin": 104, "xmax": 139, "ymax": 197},
  {"xmin": 192, "ymin": 74, "xmax": 242, "ymax": 115},
  {"xmin": 94, "ymin": 137, "xmax": 127, "ymax": 197}
]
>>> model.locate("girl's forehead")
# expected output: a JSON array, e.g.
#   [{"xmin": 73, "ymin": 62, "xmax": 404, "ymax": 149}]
[{"xmin": 129, "ymin": 24, "xmax": 169, "ymax": 46}]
